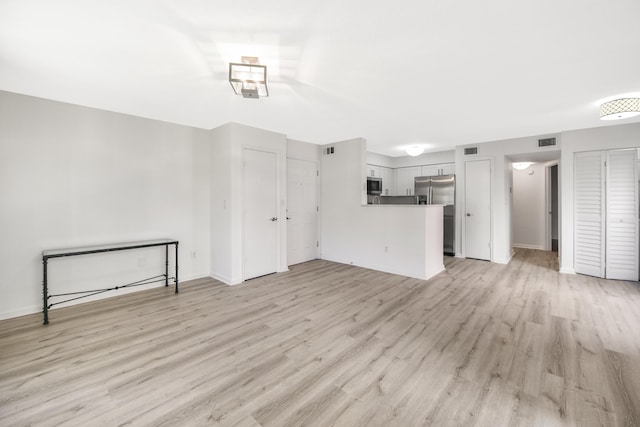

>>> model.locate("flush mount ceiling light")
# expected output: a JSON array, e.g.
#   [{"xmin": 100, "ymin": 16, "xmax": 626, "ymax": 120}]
[
  {"xmin": 406, "ymin": 146, "xmax": 424, "ymax": 157},
  {"xmin": 512, "ymin": 162, "xmax": 534, "ymax": 170},
  {"xmin": 599, "ymin": 98, "xmax": 640, "ymax": 120},
  {"xmin": 229, "ymin": 56, "xmax": 268, "ymax": 99}
]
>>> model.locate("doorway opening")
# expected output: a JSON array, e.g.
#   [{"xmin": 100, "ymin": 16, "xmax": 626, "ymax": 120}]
[
  {"xmin": 509, "ymin": 150, "xmax": 560, "ymax": 268},
  {"xmin": 547, "ymin": 163, "xmax": 559, "ymax": 254}
]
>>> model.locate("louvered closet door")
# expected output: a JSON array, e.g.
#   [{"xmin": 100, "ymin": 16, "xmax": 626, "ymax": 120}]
[
  {"xmin": 606, "ymin": 149, "xmax": 639, "ymax": 280},
  {"xmin": 574, "ymin": 151, "xmax": 606, "ymax": 277}
]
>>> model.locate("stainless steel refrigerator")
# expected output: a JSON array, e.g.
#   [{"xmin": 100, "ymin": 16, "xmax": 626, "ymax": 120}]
[{"xmin": 415, "ymin": 175, "xmax": 456, "ymax": 255}]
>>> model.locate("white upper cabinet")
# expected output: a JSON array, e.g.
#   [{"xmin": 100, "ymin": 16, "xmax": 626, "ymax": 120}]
[
  {"xmin": 440, "ymin": 163, "xmax": 456, "ymax": 175},
  {"xmin": 366, "ymin": 164, "xmax": 381, "ymax": 177},
  {"xmin": 366, "ymin": 164, "xmax": 394, "ymax": 195},
  {"xmin": 420, "ymin": 165, "xmax": 439, "ymax": 177},
  {"xmin": 421, "ymin": 163, "xmax": 455, "ymax": 177},
  {"xmin": 396, "ymin": 166, "xmax": 421, "ymax": 196},
  {"xmin": 366, "ymin": 159, "xmax": 456, "ymax": 196},
  {"xmin": 379, "ymin": 166, "xmax": 394, "ymax": 196}
]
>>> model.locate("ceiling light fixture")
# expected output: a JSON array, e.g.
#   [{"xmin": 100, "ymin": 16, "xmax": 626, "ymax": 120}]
[
  {"xmin": 599, "ymin": 97, "xmax": 640, "ymax": 120},
  {"xmin": 512, "ymin": 162, "xmax": 533, "ymax": 170},
  {"xmin": 229, "ymin": 56, "xmax": 268, "ymax": 99},
  {"xmin": 406, "ymin": 146, "xmax": 424, "ymax": 157}
]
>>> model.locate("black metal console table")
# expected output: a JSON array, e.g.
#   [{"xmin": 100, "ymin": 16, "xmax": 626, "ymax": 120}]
[{"xmin": 42, "ymin": 239, "xmax": 179, "ymax": 325}]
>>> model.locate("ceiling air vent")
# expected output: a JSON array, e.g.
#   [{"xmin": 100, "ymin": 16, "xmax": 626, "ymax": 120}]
[
  {"xmin": 538, "ymin": 137, "xmax": 556, "ymax": 147},
  {"xmin": 464, "ymin": 147, "xmax": 478, "ymax": 155}
]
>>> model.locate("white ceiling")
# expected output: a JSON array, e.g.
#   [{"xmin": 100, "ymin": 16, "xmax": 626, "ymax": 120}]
[{"xmin": 1, "ymin": 0, "xmax": 639, "ymax": 156}]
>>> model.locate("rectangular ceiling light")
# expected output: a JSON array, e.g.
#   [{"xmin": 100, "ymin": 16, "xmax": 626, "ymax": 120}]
[{"xmin": 229, "ymin": 56, "xmax": 268, "ymax": 99}]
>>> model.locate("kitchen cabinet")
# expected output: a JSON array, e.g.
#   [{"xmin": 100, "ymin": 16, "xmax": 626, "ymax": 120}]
[
  {"xmin": 367, "ymin": 164, "xmax": 394, "ymax": 195},
  {"xmin": 420, "ymin": 165, "xmax": 440, "ymax": 177},
  {"xmin": 395, "ymin": 166, "xmax": 421, "ymax": 196},
  {"xmin": 379, "ymin": 166, "xmax": 394, "ymax": 196},
  {"xmin": 421, "ymin": 163, "xmax": 456, "ymax": 177},
  {"xmin": 441, "ymin": 162, "xmax": 456, "ymax": 175},
  {"xmin": 366, "ymin": 164, "xmax": 381, "ymax": 177}
]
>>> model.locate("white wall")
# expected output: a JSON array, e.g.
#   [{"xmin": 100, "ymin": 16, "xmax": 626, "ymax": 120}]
[
  {"xmin": 513, "ymin": 163, "xmax": 546, "ymax": 249},
  {"xmin": 455, "ymin": 135, "xmax": 560, "ymax": 263},
  {"xmin": 320, "ymin": 138, "xmax": 444, "ymax": 280},
  {"xmin": 209, "ymin": 122, "xmax": 288, "ymax": 284},
  {"xmin": 0, "ymin": 91, "xmax": 210, "ymax": 320},
  {"xmin": 366, "ymin": 152, "xmax": 394, "ymax": 168},
  {"xmin": 209, "ymin": 124, "xmax": 233, "ymax": 283},
  {"xmin": 453, "ymin": 122, "xmax": 639, "ymax": 274},
  {"xmin": 287, "ymin": 138, "xmax": 320, "ymax": 163},
  {"xmin": 559, "ymin": 122, "xmax": 640, "ymax": 274}
]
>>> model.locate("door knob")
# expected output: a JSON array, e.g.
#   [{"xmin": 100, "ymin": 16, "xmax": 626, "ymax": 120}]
[
  {"xmin": 466, "ymin": 213, "xmax": 472, "ymax": 216},
  {"xmin": 270, "ymin": 217, "xmax": 278, "ymax": 221},
  {"xmin": 286, "ymin": 217, "xmax": 292, "ymax": 220}
]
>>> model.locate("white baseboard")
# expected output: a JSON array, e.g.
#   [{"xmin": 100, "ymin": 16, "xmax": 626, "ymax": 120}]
[
  {"xmin": 495, "ymin": 250, "xmax": 515, "ymax": 265},
  {"xmin": 513, "ymin": 244, "xmax": 545, "ymax": 250},
  {"xmin": 209, "ymin": 272, "xmax": 232, "ymax": 285},
  {"xmin": 0, "ymin": 275, "xmax": 210, "ymax": 322},
  {"xmin": 559, "ymin": 267, "xmax": 576, "ymax": 275},
  {"xmin": 424, "ymin": 265, "xmax": 446, "ymax": 281},
  {"xmin": 0, "ymin": 305, "xmax": 41, "ymax": 322},
  {"xmin": 319, "ymin": 255, "xmax": 443, "ymax": 281},
  {"xmin": 209, "ymin": 272, "xmax": 244, "ymax": 285}
]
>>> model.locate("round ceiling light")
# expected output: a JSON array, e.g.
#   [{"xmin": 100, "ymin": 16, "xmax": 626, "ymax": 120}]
[
  {"xmin": 599, "ymin": 98, "xmax": 640, "ymax": 120},
  {"xmin": 512, "ymin": 162, "xmax": 534, "ymax": 170},
  {"xmin": 406, "ymin": 146, "xmax": 424, "ymax": 157}
]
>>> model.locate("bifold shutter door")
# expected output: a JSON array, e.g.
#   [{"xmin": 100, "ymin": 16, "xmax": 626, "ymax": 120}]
[
  {"xmin": 606, "ymin": 149, "xmax": 639, "ymax": 280},
  {"xmin": 574, "ymin": 151, "xmax": 606, "ymax": 278}
]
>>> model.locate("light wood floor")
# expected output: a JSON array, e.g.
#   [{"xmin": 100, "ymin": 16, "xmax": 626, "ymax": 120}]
[{"xmin": 1, "ymin": 249, "xmax": 640, "ymax": 426}]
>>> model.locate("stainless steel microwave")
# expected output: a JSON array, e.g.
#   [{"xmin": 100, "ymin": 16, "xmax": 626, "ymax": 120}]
[{"xmin": 367, "ymin": 177, "xmax": 382, "ymax": 195}]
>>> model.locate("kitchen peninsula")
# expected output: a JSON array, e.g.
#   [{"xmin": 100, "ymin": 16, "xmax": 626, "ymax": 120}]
[
  {"xmin": 320, "ymin": 138, "xmax": 445, "ymax": 281},
  {"xmin": 358, "ymin": 204, "xmax": 445, "ymax": 280}
]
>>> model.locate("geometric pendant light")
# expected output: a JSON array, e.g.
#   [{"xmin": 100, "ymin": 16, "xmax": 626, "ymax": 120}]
[
  {"xmin": 599, "ymin": 97, "xmax": 640, "ymax": 120},
  {"xmin": 229, "ymin": 56, "xmax": 268, "ymax": 99}
]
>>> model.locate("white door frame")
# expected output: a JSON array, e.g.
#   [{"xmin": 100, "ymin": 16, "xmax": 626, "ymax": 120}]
[
  {"xmin": 242, "ymin": 147, "xmax": 282, "ymax": 280},
  {"xmin": 545, "ymin": 161, "xmax": 559, "ymax": 252},
  {"xmin": 462, "ymin": 158, "xmax": 492, "ymax": 261}
]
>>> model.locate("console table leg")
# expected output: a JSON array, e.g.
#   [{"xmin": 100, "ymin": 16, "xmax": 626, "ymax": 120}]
[
  {"xmin": 165, "ymin": 245, "xmax": 169, "ymax": 286},
  {"xmin": 175, "ymin": 242, "xmax": 179, "ymax": 293},
  {"xmin": 43, "ymin": 258, "xmax": 49, "ymax": 325}
]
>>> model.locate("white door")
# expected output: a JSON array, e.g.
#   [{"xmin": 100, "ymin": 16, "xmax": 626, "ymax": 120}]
[
  {"xmin": 574, "ymin": 151, "xmax": 606, "ymax": 278},
  {"xmin": 606, "ymin": 149, "xmax": 638, "ymax": 280},
  {"xmin": 287, "ymin": 158, "xmax": 318, "ymax": 266},
  {"xmin": 465, "ymin": 159, "xmax": 491, "ymax": 260},
  {"xmin": 244, "ymin": 149, "xmax": 278, "ymax": 280}
]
